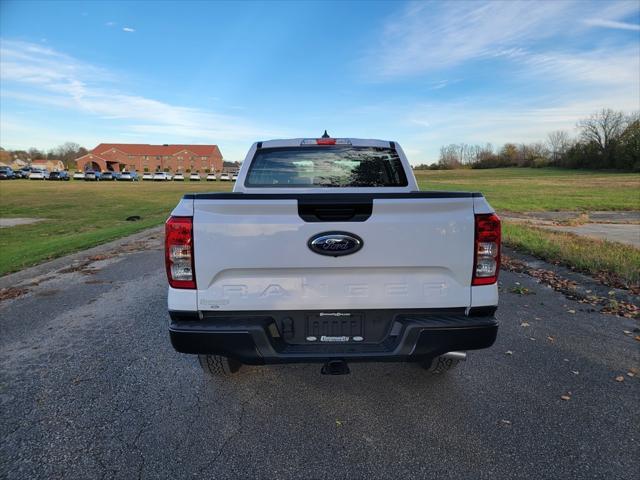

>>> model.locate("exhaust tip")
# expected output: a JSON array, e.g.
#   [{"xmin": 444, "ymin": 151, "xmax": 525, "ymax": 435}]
[
  {"xmin": 321, "ymin": 360, "xmax": 350, "ymax": 375},
  {"xmin": 442, "ymin": 351, "xmax": 467, "ymax": 362}
]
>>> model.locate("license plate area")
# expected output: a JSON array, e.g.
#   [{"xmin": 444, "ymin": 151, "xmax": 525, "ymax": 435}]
[{"xmin": 306, "ymin": 313, "xmax": 364, "ymax": 343}]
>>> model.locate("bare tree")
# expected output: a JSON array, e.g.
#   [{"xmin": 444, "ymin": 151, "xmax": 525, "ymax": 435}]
[
  {"xmin": 577, "ymin": 109, "xmax": 627, "ymax": 163},
  {"xmin": 438, "ymin": 144, "xmax": 461, "ymax": 168},
  {"xmin": 51, "ymin": 142, "xmax": 86, "ymax": 168},
  {"xmin": 27, "ymin": 147, "xmax": 43, "ymax": 160},
  {"xmin": 546, "ymin": 131, "xmax": 570, "ymax": 162}
]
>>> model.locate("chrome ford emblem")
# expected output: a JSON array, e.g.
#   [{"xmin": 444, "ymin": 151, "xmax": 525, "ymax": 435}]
[{"xmin": 308, "ymin": 231, "xmax": 363, "ymax": 257}]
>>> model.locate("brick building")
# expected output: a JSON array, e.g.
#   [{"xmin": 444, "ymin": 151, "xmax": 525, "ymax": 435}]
[{"xmin": 75, "ymin": 143, "xmax": 223, "ymax": 173}]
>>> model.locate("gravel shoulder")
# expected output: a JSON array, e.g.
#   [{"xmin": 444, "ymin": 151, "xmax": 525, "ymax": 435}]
[{"xmin": 502, "ymin": 211, "xmax": 640, "ymax": 248}]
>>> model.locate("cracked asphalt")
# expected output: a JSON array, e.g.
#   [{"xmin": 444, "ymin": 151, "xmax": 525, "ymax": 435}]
[{"xmin": 1, "ymin": 232, "xmax": 639, "ymax": 479}]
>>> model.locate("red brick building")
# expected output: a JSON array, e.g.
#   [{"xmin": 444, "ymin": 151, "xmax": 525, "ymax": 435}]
[{"xmin": 75, "ymin": 143, "xmax": 223, "ymax": 173}]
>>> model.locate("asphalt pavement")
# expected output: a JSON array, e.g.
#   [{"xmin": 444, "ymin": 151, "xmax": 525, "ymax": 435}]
[{"xmin": 1, "ymin": 231, "xmax": 639, "ymax": 480}]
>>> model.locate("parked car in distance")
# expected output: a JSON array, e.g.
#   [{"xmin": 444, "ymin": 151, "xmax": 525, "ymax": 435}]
[
  {"xmin": 120, "ymin": 171, "xmax": 139, "ymax": 181},
  {"xmin": 153, "ymin": 172, "xmax": 172, "ymax": 181},
  {"xmin": 16, "ymin": 167, "xmax": 31, "ymax": 179},
  {"xmin": 189, "ymin": 172, "xmax": 201, "ymax": 181},
  {"xmin": 48, "ymin": 170, "xmax": 70, "ymax": 181},
  {"xmin": 0, "ymin": 166, "xmax": 16, "ymax": 179},
  {"xmin": 84, "ymin": 170, "xmax": 102, "ymax": 181},
  {"xmin": 219, "ymin": 172, "xmax": 230, "ymax": 181},
  {"xmin": 173, "ymin": 172, "xmax": 185, "ymax": 181},
  {"xmin": 29, "ymin": 168, "xmax": 50, "ymax": 180},
  {"xmin": 73, "ymin": 171, "xmax": 85, "ymax": 180},
  {"xmin": 142, "ymin": 172, "xmax": 154, "ymax": 181},
  {"xmin": 206, "ymin": 172, "xmax": 217, "ymax": 181},
  {"xmin": 232, "ymin": 172, "xmax": 238, "ymax": 181},
  {"xmin": 101, "ymin": 171, "xmax": 117, "ymax": 181}
]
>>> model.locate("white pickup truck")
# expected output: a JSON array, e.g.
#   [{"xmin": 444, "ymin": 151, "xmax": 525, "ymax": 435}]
[{"xmin": 166, "ymin": 135, "xmax": 500, "ymax": 376}]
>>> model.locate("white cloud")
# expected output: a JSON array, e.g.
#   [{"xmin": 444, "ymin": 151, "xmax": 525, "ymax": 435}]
[
  {"xmin": 122, "ymin": 27, "xmax": 135, "ymax": 32},
  {"xmin": 352, "ymin": 0, "xmax": 640, "ymax": 164},
  {"xmin": 0, "ymin": 39, "xmax": 288, "ymax": 156},
  {"xmin": 363, "ymin": 0, "xmax": 640, "ymax": 78},
  {"xmin": 397, "ymin": 86, "xmax": 639, "ymax": 163},
  {"xmin": 584, "ymin": 18, "xmax": 640, "ymax": 31}
]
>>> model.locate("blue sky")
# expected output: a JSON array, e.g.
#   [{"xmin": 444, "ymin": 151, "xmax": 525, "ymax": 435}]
[{"xmin": 1, "ymin": 0, "xmax": 639, "ymax": 164}]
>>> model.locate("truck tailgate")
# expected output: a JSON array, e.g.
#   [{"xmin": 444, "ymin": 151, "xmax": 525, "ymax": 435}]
[{"xmin": 192, "ymin": 194, "xmax": 475, "ymax": 311}]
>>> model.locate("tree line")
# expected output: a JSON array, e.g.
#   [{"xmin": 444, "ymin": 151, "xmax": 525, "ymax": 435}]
[
  {"xmin": 0, "ymin": 142, "xmax": 87, "ymax": 169},
  {"xmin": 414, "ymin": 109, "xmax": 639, "ymax": 171}
]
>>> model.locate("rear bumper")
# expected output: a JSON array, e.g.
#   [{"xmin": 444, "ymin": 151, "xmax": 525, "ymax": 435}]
[{"xmin": 169, "ymin": 308, "xmax": 498, "ymax": 365}]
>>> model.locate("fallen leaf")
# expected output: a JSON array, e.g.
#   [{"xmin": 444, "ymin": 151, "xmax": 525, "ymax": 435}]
[
  {"xmin": 500, "ymin": 419, "xmax": 512, "ymax": 425},
  {"xmin": 529, "ymin": 337, "xmax": 536, "ymax": 341},
  {"xmin": 572, "ymin": 371, "xmax": 579, "ymax": 375},
  {"xmin": 547, "ymin": 336, "xmax": 555, "ymax": 343},
  {"xmin": 336, "ymin": 420, "xmax": 343, "ymax": 427},
  {"xmin": 505, "ymin": 350, "xmax": 513, "ymax": 355},
  {"xmin": 629, "ymin": 367, "xmax": 638, "ymax": 374},
  {"xmin": 520, "ymin": 322, "xmax": 530, "ymax": 327},
  {"xmin": 635, "ymin": 336, "xmax": 640, "ymax": 342},
  {"xmin": 560, "ymin": 395, "xmax": 571, "ymax": 401},
  {"xmin": 627, "ymin": 372, "xmax": 635, "ymax": 377},
  {"xmin": 615, "ymin": 376, "xmax": 625, "ymax": 382},
  {"xmin": 567, "ymin": 309, "xmax": 576, "ymax": 314},
  {"xmin": 623, "ymin": 330, "xmax": 632, "ymax": 335}
]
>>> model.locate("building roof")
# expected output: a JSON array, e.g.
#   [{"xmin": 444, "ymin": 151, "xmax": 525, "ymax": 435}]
[
  {"xmin": 32, "ymin": 159, "xmax": 64, "ymax": 165},
  {"xmin": 91, "ymin": 143, "xmax": 221, "ymax": 156},
  {"xmin": 75, "ymin": 153, "xmax": 112, "ymax": 163}
]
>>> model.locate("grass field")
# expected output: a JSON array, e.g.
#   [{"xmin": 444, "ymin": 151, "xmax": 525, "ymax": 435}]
[
  {"xmin": 1, "ymin": 168, "xmax": 639, "ymax": 278},
  {"xmin": 503, "ymin": 223, "xmax": 640, "ymax": 287},
  {"xmin": 415, "ymin": 168, "xmax": 640, "ymax": 212},
  {"xmin": 0, "ymin": 180, "xmax": 233, "ymax": 275}
]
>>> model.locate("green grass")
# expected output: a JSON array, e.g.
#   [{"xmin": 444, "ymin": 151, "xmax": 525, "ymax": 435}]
[
  {"xmin": 0, "ymin": 180, "xmax": 232, "ymax": 275},
  {"xmin": 1, "ymin": 168, "xmax": 639, "ymax": 278},
  {"xmin": 503, "ymin": 222, "xmax": 640, "ymax": 287},
  {"xmin": 415, "ymin": 168, "xmax": 640, "ymax": 212}
]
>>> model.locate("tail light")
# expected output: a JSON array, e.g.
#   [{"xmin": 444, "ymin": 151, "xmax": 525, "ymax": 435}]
[
  {"xmin": 165, "ymin": 216, "xmax": 196, "ymax": 289},
  {"xmin": 472, "ymin": 213, "xmax": 501, "ymax": 286}
]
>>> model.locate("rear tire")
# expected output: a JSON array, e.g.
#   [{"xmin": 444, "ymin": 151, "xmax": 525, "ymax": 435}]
[
  {"xmin": 422, "ymin": 355, "xmax": 462, "ymax": 375},
  {"xmin": 198, "ymin": 354, "xmax": 242, "ymax": 377}
]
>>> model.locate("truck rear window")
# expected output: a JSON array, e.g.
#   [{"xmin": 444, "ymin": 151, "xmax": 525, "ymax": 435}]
[{"xmin": 245, "ymin": 146, "xmax": 408, "ymax": 187}]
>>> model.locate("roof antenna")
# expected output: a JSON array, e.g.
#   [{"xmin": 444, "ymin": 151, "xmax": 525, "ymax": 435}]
[{"xmin": 321, "ymin": 130, "xmax": 330, "ymax": 138}]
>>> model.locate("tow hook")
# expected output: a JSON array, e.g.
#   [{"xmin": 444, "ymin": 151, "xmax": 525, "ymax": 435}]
[{"xmin": 321, "ymin": 360, "xmax": 350, "ymax": 375}]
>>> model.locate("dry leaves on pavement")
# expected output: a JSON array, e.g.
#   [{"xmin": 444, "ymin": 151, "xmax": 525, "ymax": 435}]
[{"xmin": 502, "ymin": 255, "xmax": 639, "ymax": 318}]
